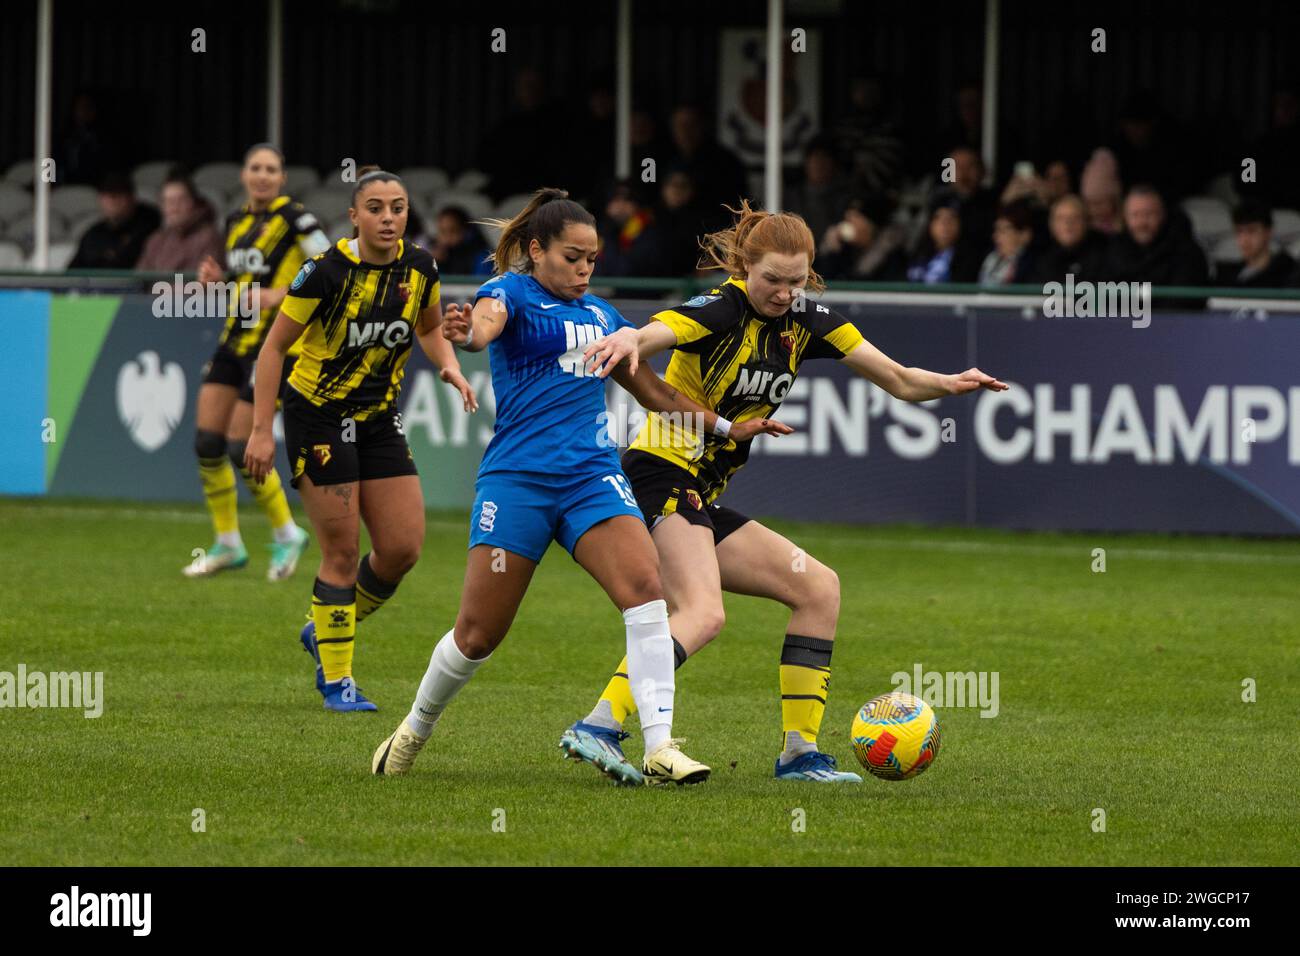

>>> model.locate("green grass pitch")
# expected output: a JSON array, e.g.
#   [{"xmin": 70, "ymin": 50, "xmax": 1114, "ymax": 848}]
[{"xmin": 1, "ymin": 498, "xmax": 1297, "ymax": 866}]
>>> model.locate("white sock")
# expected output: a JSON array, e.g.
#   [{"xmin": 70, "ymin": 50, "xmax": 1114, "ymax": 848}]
[
  {"xmin": 779, "ymin": 730, "xmax": 818, "ymax": 765},
  {"xmin": 406, "ymin": 630, "xmax": 489, "ymax": 738},
  {"xmin": 624, "ymin": 599, "xmax": 675, "ymax": 753},
  {"xmin": 217, "ymin": 531, "xmax": 242, "ymax": 549},
  {"xmin": 272, "ymin": 522, "xmax": 300, "ymax": 545}
]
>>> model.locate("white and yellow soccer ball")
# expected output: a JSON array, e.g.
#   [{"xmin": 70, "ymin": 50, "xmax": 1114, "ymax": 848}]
[{"xmin": 851, "ymin": 691, "xmax": 941, "ymax": 780}]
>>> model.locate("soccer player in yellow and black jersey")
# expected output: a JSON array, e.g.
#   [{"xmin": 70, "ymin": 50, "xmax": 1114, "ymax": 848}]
[
  {"xmin": 565, "ymin": 199, "xmax": 1008, "ymax": 782},
  {"xmin": 186, "ymin": 143, "xmax": 331, "ymax": 582},
  {"xmin": 245, "ymin": 168, "xmax": 476, "ymax": 712}
]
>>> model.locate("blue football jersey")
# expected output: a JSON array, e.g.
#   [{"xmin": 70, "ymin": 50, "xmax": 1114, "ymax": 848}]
[{"xmin": 474, "ymin": 271, "xmax": 634, "ymax": 477}]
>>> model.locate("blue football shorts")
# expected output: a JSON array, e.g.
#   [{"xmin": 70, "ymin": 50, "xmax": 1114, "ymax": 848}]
[{"xmin": 467, "ymin": 467, "xmax": 646, "ymax": 563}]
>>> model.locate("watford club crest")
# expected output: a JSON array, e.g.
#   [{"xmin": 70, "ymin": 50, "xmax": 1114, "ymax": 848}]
[
  {"xmin": 779, "ymin": 329, "xmax": 798, "ymax": 354},
  {"xmin": 397, "ymin": 281, "xmax": 411, "ymax": 303},
  {"xmin": 685, "ymin": 489, "xmax": 703, "ymax": 511},
  {"xmin": 313, "ymin": 443, "xmax": 332, "ymax": 467}
]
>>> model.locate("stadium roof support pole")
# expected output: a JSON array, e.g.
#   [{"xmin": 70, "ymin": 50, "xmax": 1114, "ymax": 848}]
[
  {"xmin": 267, "ymin": 0, "xmax": 283, "ymax": 146},
  {"xmin": 33, "ymin": 0, "xmax": 53, "ymax": 271},
  {"xmin": 765, "ymin": 0, "xmax": 783, "ymax": 211},
  {"xmin": 981, "ymin": 0, "xmax": 1000, "ymax": 181},
  {"xmin": 615, "ymin": 0, "xmax": 631, "ymax": 179}
]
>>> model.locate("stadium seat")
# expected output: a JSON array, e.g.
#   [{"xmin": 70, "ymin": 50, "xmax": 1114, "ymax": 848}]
[
  {"xmin": 46, "ymin": 241, "xmax": 77, "ymax": 270},
  {"xmin": 1270, "ymin": 208, "xmax": 1300, "ymax": 242},
  {"xmin": 66, "ymin": 211, "xmax": 101, "ymax": 243},
  {"xmin": 0, "ymin": 240, "xmax": 24, "ymax": 269},
  {"xmin": 4, "ymin": 159, "xmax": 34, "ymax": 186},
  {"xmin": 7, "ymin": 211, "xmax": 70, "ymax": 250},
  {"xmin": 452, "ymin": 169, "xmax": 490, "ymax": 192},
  {"xmin": 0, "ymin": 185, "xmax": 29, "ymax": 221},
  {"xmin": 493, "ymin": 193, "xmax": 535, "ymax": 220},
  {"xmin": 398, "ymin": 166, "xmax": 450, "ymax": 197},
  {"xmin": 199, "ymin": 186, "xmax": 230, "ymax": 218},
  {"xmin": 434, "ymin": 191, "xmax": 493, "ymax": 220},
  {"xmin": 284, "ymin": 165, "xmax": 320, "ymax": 192},
  {"xmin": 1201, "ymin": 172, "xmax": 1239, "ymax": 207},
  {"xmin": 1209, "ymin": 233, "xmax": 1243, "ymax": 264},
  {"xmin": 1288, "ymin": 237, "xmax": 1300, "ymax": 261},
  {"xmin": 303, "ymin": 188, "xmax": 351, "ymax": 222},
  {"xmin": 133, "ymin": 160, "xmax": 177, "ymax": 193},
  {"xmin": 193, "ymin": 161, "xmax": 243, "ymax": 193},
  {"xmin": 49, "ymin": 185, "xmax": 100, "ymax": 220},
  {"xmin": 1181, "ymin": 197, "xmax": 1233, "ymax": 243}
]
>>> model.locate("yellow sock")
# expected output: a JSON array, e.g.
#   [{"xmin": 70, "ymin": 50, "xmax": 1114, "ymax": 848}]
[
  {"xmin": 597, "ymin": 656, "xmax": 637, "ymax": 724},
  {"xmin": 311, "ymin": 579, "xmax": 356, "ymax": 683},
  {"xmin": 779, "ymin": 634, "xmax": 834, "ymax": 746},
  {"xmin": 199, "ymin": 457, "xmax": 239, "ymax": 537},
  {"xmin": 594, "ymin": 639, "xmax": 686, "ymax": 725},
  {"xmin": 355, "ymin": 552, "xmax": 399, "ymax": 624},
  {"xmin": 239, "ymin": 462, "xmax": 294, "ymax": 531}
]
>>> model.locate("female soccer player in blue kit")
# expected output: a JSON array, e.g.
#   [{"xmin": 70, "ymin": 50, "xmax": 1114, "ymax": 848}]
[{"xmin": 372, "ymin": 189, "xmax": 786, "ymax": 784}]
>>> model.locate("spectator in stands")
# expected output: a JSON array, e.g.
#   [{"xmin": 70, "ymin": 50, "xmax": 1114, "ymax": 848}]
[
  {"xmin": 1215, "ymin": 201, "xmax": 1296, "ymax": 289},
  {"xmin": 67, "ymin": 172, "xmax": 159, "ymax": 270},
  {"xmin": 657, "ymin": 170, "xmax": 710, "ymax": 276},
  {"xmin": 906, "ymin": 198, "xmax": 981, "ymax": 284},
  {"xmin": 1000, "ymin": 158, "xmax": 1072, "ymax": 210},
  {"xmin": 1080, "ymin": 148, "xmax": 1124, "ymax": 235},
  {"xmin": 931, "ymin": 146, "xmax": 997, "ymax": 263},
  {"xmin": 827, "ymin": 74, "xmax": 905, "ymax": 196},
  {"xmin": 135, "ymin": 174, "xmax": 223, "ymax": 273},
  {"xmin": 431, "ymin": 205, "xmax": 492, "ymax": 276},
  {"xmin": 978, "ymin": 203, "xmax": 1036, "ymax": 286},
  {"xmin": 1103, "ymin": 185, "xmax": 1209, "ymax": 287},
  {"xmin": 818, "ymin": 198, "xmax": 907, "ymax": 281},
  {"xmin": 599, "ymin": 179, "xmax": 670, "ymax": 277},
  {"xmin": 666, "ymin": 104, "xmax": 749, "ymax": 227},
  {"xmin": 1033, "ymin": 194, "xmax": 1108, "ymax": 284},
  {"xmin": 785, "ymin": 137, "xmax": 854, "ymax": 244}
]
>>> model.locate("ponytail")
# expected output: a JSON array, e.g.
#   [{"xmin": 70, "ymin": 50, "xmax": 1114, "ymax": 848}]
[{"xmin": 482, "ymin": 187, "xmax": 595, "ymax": 274}]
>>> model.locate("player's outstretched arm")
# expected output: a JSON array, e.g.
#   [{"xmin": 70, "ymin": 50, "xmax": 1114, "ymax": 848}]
[
  {"xmin": 443, "ymin": 297, "xmax": 510, "ymax": 353},
  {"xmin": 417, "ymin": 302, "xmax": 477, "ymax": 413},
  {"xmin": 841, "ymin": 340, "xmax": 1007, "ymax": 402},
  {"xmin": 610, "ymin": 362, "xmax": 794, "ymax": 442},
  {"xmin": 245, "ymin": 312, "xmax": 306, "ymax": 481},
  {"xmin": 584, "ymin": 320, "xmax": 678, "ymax": 378}
]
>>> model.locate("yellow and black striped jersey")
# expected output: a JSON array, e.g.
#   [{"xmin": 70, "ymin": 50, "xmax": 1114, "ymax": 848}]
[
  {"xmin": 630, "ymin": 276, "xmax": 865, "ymax": 501},
  {"xmin": 218, "ymin": 195, "xmax": 331, "ymax": 357},
  {"xmin": 281, "ymin": 238, "xmax": 440, "ymax": 420}
]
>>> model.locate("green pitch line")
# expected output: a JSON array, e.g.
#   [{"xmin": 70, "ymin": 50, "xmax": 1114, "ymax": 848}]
[{"xmin": 0, "ymin": 499, "xmax": 1296, "ymax": 866}]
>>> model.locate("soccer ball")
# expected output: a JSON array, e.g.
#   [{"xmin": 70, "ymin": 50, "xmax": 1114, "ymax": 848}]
[{"xmin": 851, "ymin": 691, "xmax": 941, "ymax": 780}]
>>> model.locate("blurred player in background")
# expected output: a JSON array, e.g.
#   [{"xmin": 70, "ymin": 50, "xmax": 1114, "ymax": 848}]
[
  {"xmin": 372, "ymin": 189, "xmax": 784, "ymax": 784},
  {"xmin": 245, "ymin": 168, "xmax": 476, "ymax": 712},
  {"xmin": 569, "ymin": 200, "xmax": 1007, "ymax": 783},
  {"xmin": 186, "ymin": 144, "xmax": 329, "ymax": 581}
]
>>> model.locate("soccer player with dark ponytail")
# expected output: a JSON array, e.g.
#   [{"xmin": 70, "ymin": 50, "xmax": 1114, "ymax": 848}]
[
  {"xmin": 246, "ymin": 168, "xmax": 476, "ymax": 712},
  {"xmin": 371, "ymin": 189, "xmax": 786, "ymax": 782}
]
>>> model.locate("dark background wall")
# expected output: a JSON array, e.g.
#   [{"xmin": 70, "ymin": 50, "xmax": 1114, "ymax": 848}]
[{"xmin": 1, "ymin": 0, "xmax": 1295, "ymax": 179}]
